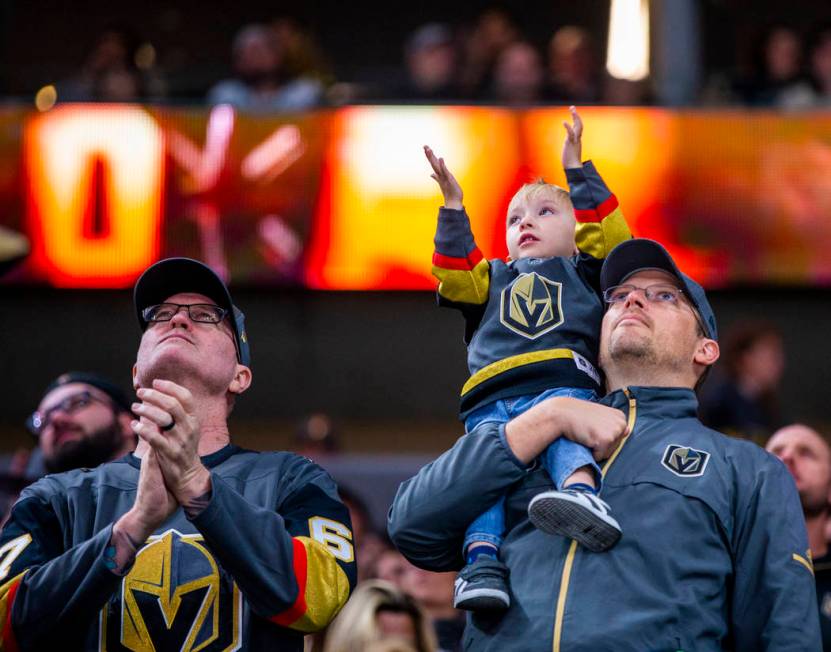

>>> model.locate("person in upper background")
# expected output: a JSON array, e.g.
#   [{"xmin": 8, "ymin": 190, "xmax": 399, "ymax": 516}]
[
  {"xmin": 395, "ymin": 23, "xmax": 460, "ymax": 101},
  {"xmin": 490, "ymin": 40, "xmax": 545, "ymax": 105},
  {"xmin": 271, "ymin": 16, "xmax": 333, "ymax": 88},
  {"xmin": 766, "ymin": 424, "xmax": 831, "ymax": 650},
  {"xmin": 545, "ymin": 26, "xmax": 603, "ymax": 104},
  {"xmin": 458, "ymin": 8, "xmax": 519, "ymax": 98},
  {"xmin": 323, "ymin": 580, "xmax": 438, "ymax": 652},
  {"xmin": 779, "ymin": 26, "xmax": 831, "ymax": 109},
  {"xmin": 699, "ymin": 321, "xmax": 785, "ymax": 442},
  {"xmin": 208, "ymin": 23, "xmax": 323, "ymax": 111},
  {"xmin": 735, "ymin": 26, "xmax": 806, "ymax": 106},
  {"xmin": 57, "ymin": 25, "xmax": 149, "ymax": 102}
]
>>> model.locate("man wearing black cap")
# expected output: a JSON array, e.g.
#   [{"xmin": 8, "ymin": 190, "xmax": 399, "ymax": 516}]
[
  {"xmin": 27, "ymin": 372, "xmax": 136, "ymax": 475},
  {"xmin": 0, "ymin": 258, "xmax": 356, "ymax": 650},
  {"xmin": 0, "ymin": 372, "xmax": 135, "ymax": 522},
  {"xmin": 390, "ymin": 238, "xmax": 819, "ymax": 650}
]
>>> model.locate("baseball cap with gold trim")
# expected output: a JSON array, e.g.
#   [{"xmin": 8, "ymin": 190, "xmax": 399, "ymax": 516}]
[{"xmin": 133, "ymin": 258, "xmax": 251, "ymax": 366}]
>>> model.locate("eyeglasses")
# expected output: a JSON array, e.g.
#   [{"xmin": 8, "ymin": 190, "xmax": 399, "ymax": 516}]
[
  {"xmin": 603, "ymin": 283, "xmax": 686, "ymax": 305},
  {"xmin": 603, "ymin": 283, "xmax": 708, "ymax": 336},
  {"xmin": 27, "ymin": 390, "xmax": 112, "ymax": 436},
  {"xmin": 142, "ymin": 303, "xmax": 227, "ymax": 325}
]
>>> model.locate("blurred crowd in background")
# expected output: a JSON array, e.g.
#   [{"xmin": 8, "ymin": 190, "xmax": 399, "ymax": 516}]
[{"xmin": 6, "ymin": 7, "xmax": 831, "ymax": 110}]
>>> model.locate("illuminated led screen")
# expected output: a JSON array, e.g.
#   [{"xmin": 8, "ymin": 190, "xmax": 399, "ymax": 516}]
[{"xmin": 1, "ymin": 104, "xmax": 830, "ymax": 289}]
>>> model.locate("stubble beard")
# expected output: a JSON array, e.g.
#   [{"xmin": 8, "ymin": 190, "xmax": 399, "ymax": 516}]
[{"xmin": 607, "ymin": 330, "xmax": 658, "ymax": 367}]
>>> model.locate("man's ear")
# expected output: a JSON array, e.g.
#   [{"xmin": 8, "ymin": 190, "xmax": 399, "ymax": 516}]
[
  {"xmin": 132, "ymin": 364, "xmax": 139, "ymax": 390},
  {"xmin": 694, "ymin": 338, "xmax": 720, "ymax": 367},
  {"xmin": 229, "ymin": 365, "xmax": 253, "ymax": 396}
]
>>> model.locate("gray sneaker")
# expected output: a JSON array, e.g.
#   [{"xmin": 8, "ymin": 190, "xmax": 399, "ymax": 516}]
[
  {"xmin": 453, "ymin": 556, "xmax": 511, "ymax": 611},
  {"xmin": 528, "ymin": 488, "xmax": 622, "ymax": 552}
]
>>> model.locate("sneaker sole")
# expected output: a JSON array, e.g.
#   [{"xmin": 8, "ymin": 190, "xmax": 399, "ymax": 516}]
[
  {"xmin": 528, "ymin": 495, "xmax": 621, "ymax": 552},
  {"xmin": 454, "ymin": 587, "xmax": 510, "ymax": 611}
]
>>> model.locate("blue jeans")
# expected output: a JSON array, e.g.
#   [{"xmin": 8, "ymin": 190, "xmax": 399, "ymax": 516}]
[{"xmin": 462, "ymin": 387, "xmax": 600, "ymax": 551}]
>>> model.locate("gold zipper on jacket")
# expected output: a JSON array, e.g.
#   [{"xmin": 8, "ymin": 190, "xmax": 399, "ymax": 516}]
[{"xmin": 552, "ymin": 389, "xmax": 637, "ymax": 652}]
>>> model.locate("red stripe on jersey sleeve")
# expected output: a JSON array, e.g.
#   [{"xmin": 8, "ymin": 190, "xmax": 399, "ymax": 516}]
[
  {"xmin": 432, "ymin": 247, "xmax": 484, "ymax": 270},
  {"xmin": 574, "ymin": 195, "xmax": 619, "ymax": 223},
  {"xmin": 270, "ymin": 538, "xmax": 309, "ymax": 627}
]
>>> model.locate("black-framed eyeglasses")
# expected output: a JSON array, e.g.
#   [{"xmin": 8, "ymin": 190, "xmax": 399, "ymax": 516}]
[
  {"xmin": 603, "ymin": 283, "xmax": 707, "ymax": 335},
  {"xmin": 27, "ymin": 390, "xmax": 112, "ymax": 436},
  {"xmin": 142, "ymin": 303, "xmax": 228, "ymax": 325}
]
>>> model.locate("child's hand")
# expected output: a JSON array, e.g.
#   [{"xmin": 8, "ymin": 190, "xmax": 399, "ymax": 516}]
[
  {"xmin": 424, "ymin": 146, "xmax": 463, "ymax": 210},
  {"xmin": 562, "ymin": 106, "xmax": 583, "ymax": 170}
]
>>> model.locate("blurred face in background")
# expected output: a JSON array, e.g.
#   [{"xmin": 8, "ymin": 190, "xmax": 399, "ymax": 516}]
[
  {"xmin": 766, "ymin": 28, "xmax": 801, "ymax": 80},
  {"xmin": 493, "ymin": 41, "xmax": 544, "ymax": 104},
  {"xmin": 548, "ymin": 26, "xmax": 595, "ymax": 86},
  {"xmin": 407, "ymin": 33, "xmax": 456, "ymax": 91},
  {"xmin": 233, "ymin": 25, "xmax": 282, "ymax": 84},
  {"xmin": 767, "ymin": 424, "xmax": 831, "ymax": 517},
  {"xmin": 376, "ymin": 548, "xmax": 409, "ymax": 587},
  {"xmin": 738, "ymin": 333, "xmax": 784, "ymax": 393},
  {"xmin": 398, "ymin": 562, "xmax": 455, "ymax": 614},
  {"xmin": 37, "ymin": 382, "xmax": 130, "ymax": 473},
  {"xmin": 811, "ymin": 32, "xmax": 831, "ymax": 88}
]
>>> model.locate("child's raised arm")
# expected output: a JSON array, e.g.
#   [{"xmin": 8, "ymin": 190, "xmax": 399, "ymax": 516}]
[
  {"xmin": 562, "ymin": 105, "xmax": 583, "ymax": 171},
  {"xmin": 424, "ymin": 146, "xmax": 464, "ymax": 210},
  {"xmin": 564, "ymin": 106, "xmax": 631, "ymax": 260}
]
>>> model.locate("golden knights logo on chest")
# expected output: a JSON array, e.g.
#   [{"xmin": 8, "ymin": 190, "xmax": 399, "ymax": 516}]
[
  {"xmin": 499, "ymin": 272, "xmax": 564, "ymax": 339},
  {"xmin": 99, "ymin": 529, "xmax": 242, "ymax": 651}
]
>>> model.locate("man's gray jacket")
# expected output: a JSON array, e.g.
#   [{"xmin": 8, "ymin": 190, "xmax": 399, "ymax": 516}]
[{"xmin": 388, "ymin": 386, "xmax": 821, "ymax": 651}]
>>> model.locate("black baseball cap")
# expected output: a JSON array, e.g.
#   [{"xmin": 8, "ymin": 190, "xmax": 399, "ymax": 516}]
[
  {"xmin": 42, "ymin": 371, "xmax": 133, "ymax": 413},
  {"xmin": 133, "ymin": 258, "xmax": 251, "ymax": 366},
  {"xmin": 600, "ymin": 239, "xmax": 718, "ymax": 341}
]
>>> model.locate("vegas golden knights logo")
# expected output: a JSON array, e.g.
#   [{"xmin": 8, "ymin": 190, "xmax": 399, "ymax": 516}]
[
  {"xmin": 100, "ymin": 529, "xmax": 241, "ymax": 651},
  {"xmin": 661, "ymin": 445, "xmax": 710, "ymax": 477},
  {"xmin": 500, "ymin": 272, "xmax": 564, "ymax": 339}
]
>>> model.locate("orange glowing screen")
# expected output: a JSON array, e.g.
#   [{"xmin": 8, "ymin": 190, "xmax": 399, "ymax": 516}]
[
  {"xmin": 24, "ymin": 104, "xmax": 164, "ymax": 287},
  {"xmin": 306, "ymin": 106, "xmax": 522, "ymax": 289},
  {"xmin": 7, "ymin": 105, "xmax": 831, "ymax": 289}
]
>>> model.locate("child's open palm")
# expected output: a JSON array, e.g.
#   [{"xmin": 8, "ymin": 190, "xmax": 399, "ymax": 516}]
[
  {"xmin": 562, "ymin": 106, "xmax": 584, "ymax": 170},
  {"xmin": 424, "ymin": 146, "xmax": 463, "ymax": 210}
]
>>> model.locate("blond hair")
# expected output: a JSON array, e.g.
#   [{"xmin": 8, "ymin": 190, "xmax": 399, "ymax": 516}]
[
  {"xmin": 323, "ymin": 580, "xmax": 438, "ymax": 652},
  {"xmin": 508, "ymin": 179, "xmax": 572, "ymax": 216}
]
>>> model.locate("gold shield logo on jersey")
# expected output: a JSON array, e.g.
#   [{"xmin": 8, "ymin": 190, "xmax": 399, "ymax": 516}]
[
  {"xmin": 661, "ymin": 444, "xmax": 710, "ymax": 477},
  {"xmin": 100, "ymin": 529, "xmax": 241, "ymax": 652},
  {"xmin": 500, "ymin": 272, "xmax": 564, "ymax": 339}
]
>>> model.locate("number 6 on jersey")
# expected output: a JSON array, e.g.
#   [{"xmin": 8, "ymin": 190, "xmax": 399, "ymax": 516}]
[{"xmin": 308, "ymin": 517, "xmax": 354, "ymax": 562}]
